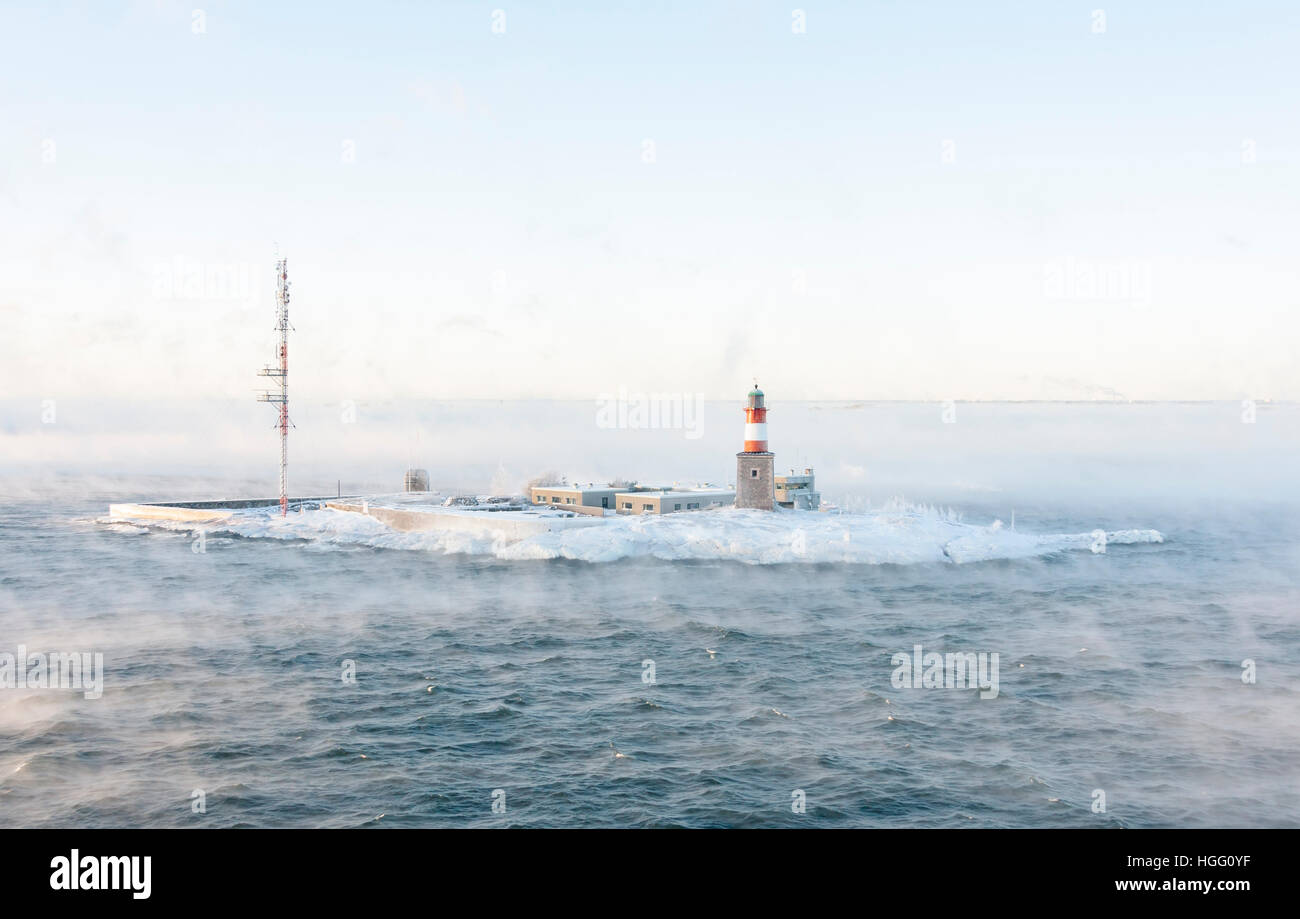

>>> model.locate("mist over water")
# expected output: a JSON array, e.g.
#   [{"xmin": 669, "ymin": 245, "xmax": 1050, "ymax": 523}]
[{"xmin": 1, "ymin": 401, "xmax": 1297, "ymax": 826}]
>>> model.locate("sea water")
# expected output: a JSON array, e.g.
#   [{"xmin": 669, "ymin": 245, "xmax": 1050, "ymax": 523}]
[{"xmin": 0, "ymin": 401, "xmax": 1296, "ymax": 827}]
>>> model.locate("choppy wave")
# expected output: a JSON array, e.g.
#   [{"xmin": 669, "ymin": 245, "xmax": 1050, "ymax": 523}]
[{"xmin": 99, "ymin": 501, "xmax": 1164, "ymax": 565}]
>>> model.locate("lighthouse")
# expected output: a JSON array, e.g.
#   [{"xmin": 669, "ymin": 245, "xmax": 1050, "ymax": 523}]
[{"xmin": 735, "ymin": 383, "xmax": 775, "ymax": 510}]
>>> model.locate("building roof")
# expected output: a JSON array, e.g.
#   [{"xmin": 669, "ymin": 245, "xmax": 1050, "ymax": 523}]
[{"xmin": 618, "ymin": 488, "xmax": 736, "ymax": 499}]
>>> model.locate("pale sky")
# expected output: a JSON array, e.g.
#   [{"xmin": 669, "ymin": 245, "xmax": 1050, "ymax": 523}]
[{"xmin": 2, "ymin": 0, "xmax": 1297, "ymax": 404}]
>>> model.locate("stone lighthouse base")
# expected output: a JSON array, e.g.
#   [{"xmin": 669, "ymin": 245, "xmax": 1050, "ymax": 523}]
[{"xmin": 735, "ymin": 452, "xmax": 775, "ymax": 510}]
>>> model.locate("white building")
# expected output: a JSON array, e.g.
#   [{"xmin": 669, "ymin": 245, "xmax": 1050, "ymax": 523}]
[
  {"xmin": 530, "ymin": 484, "xmax": 619, "ymax": 510},
  {"xmin": 775, "ymin": 468, "xmax": 820, "ymax": 510},
  {"xmin": 615, "ymin": 488, "xmax": 735, "ymax": 515}
]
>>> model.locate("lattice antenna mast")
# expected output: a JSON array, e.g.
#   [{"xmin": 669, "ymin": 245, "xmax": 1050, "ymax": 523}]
[{"xmin": 257, "ymin": 258, "xmax": 293, "ymax": 515}]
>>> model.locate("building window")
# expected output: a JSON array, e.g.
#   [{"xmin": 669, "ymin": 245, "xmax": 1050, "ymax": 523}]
[
  {"xmin": 674, "ymin": 503, "xmax": 681, "ymax": 510},
  {"xmin": 602, "ymin": 497, "xmax": 608, "ymax": 508},
  {"xmin": 688, "ymin": 502, "xmax": 698, "ymax": 509},
  {"xmin": 623, "ymin": 502, "xmax": 632, "ymax": 509},
  {"xmin": 750, "ymin": 469, "xmax": 758, "ymax": 478},
  {"xmin": 552, "ymin": 496, "xmax": 559, "ymax": 502},
  {"xmin": 642, "ymin": 503, "xmax": 653, "ymax": 511}
]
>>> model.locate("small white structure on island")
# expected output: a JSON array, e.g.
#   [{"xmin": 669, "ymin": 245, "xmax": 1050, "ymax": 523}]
[{"xmin": 776, "ymin": 468, "xmax": 820, "ymax": 510}]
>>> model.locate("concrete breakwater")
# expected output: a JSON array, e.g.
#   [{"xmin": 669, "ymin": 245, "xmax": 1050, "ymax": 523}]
[{"xmin": 108, "ymin": 497, "xmax": 341, "ymax": 523}]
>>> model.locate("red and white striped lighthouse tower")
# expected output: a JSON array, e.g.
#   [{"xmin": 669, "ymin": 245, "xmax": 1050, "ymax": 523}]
[
  {"xmin": 743, "ymin": 384, "xmax": 769, "ymax": 452},
  {"xmin": 735, "ymin": 382, "xmax": 775, "ymax": 510}
]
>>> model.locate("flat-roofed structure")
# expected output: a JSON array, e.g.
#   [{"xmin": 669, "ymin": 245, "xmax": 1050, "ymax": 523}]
[
  {"xmin": 615, "ymin": 488, "xmax": 735, "ymax": 515},
  {"xmin": 775, "ymin": 468, "xmax": 820, "ymax": 510},
  {"xmin": 530, "ymin": 484, "xmax": 619, "ymax": 510}
]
